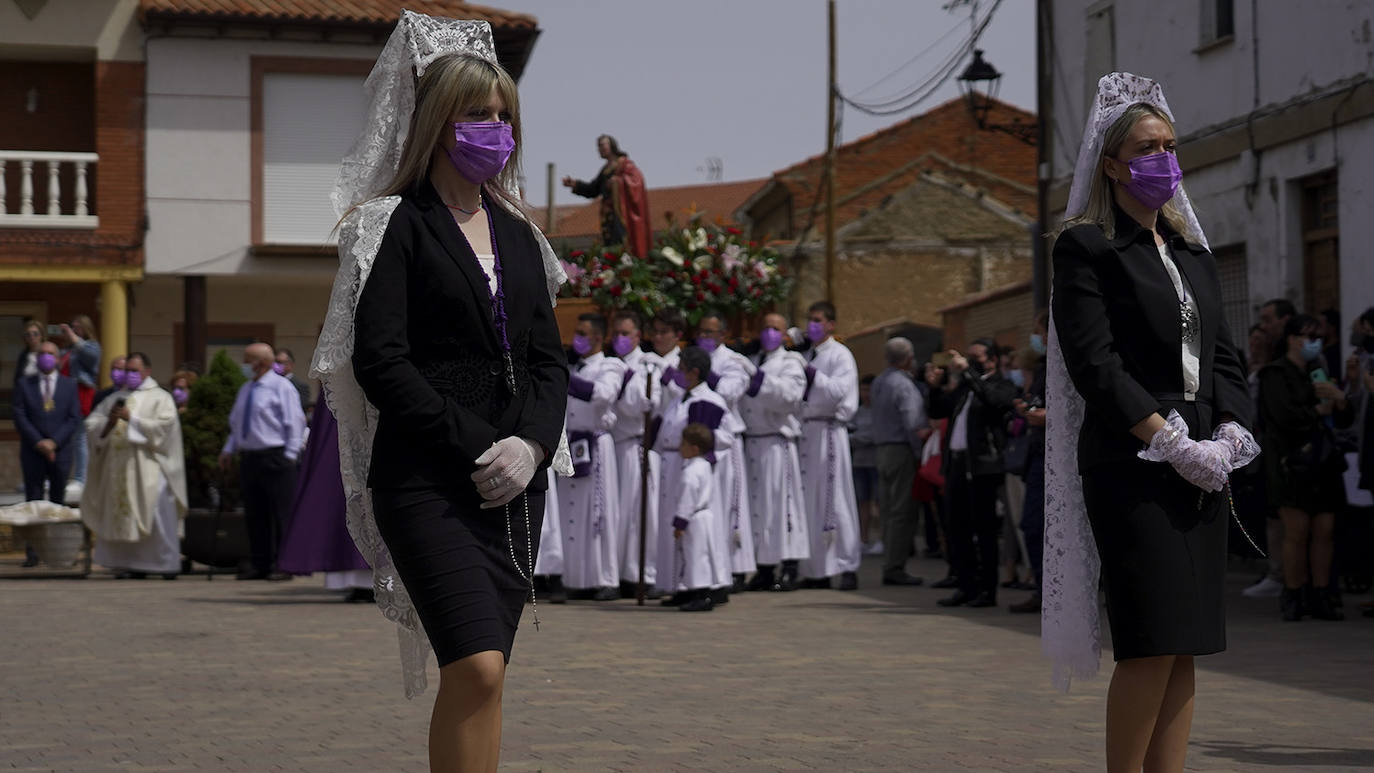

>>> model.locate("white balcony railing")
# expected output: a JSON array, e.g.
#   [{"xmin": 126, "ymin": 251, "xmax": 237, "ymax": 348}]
[{"xmin": 0, "ymin": 151, "xmax": 99, "ymax": 229}]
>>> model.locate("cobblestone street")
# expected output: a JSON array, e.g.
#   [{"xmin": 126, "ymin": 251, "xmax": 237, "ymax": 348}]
[{"xmin": 3, "ymin": 555, "xmax": 1372, "ymax": 772}]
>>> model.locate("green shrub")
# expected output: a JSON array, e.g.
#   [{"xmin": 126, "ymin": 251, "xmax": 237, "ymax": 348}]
[{"xmin": 182, "ymin": 350, "xmax": 246, "ymax": 509}]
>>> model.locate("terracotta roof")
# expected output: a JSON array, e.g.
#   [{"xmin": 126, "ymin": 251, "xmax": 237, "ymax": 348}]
[
  {"xmin": 139, "ymin": 0, "xmax": 536, "ymax": 29},
  {"xmin": 540, "ymin": 178, "xmax": 769, "ymax": 240},
  {"xmin": 745, "ymin": 96, "xmax": 1037, "ymax": 241}
]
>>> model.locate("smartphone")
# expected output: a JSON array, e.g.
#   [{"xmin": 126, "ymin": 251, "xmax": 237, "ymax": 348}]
[
  {"xmin": 1310, "ymin": 368, "xmax": 1329, "ymax": 383},
  {"xmin": 931, "ymin": 352, "xmax": 951, "ymax": 367},
  {"xmin": 45, "ymin": 324, "xmax": 62, "ymax": 337}
]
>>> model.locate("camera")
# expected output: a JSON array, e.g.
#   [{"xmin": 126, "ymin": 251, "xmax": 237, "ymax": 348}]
[{"xmin": 45, "ymin": 324, "xmax": 62, "ymax": 337}]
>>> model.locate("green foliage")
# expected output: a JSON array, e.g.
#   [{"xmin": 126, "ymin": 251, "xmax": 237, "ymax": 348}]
[{"xmin": 181, "ymin": 350, "xmax": 246, "ymax": 509}]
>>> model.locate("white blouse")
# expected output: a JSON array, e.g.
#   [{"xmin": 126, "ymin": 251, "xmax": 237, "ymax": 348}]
[{"xmin": 1156, "ymin": 241, "xmax": 1201, "ymax": 399}]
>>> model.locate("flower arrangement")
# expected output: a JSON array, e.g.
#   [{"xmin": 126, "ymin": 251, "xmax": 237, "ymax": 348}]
[{"xmin": 559, "ymin": 217, "xmax": 792, "ymax": 325}]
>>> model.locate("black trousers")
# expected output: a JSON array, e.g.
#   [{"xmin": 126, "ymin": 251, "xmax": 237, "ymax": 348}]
[
  {"xmin": 21, "ymin": 448, "xmax": 69, "ymax": 504},
  {"xmin": 944, "ymin": 452, "xmax": 1002, "ymax": 598},
  {"xmin": 240, "ymin": 448, "xmax": 297, "ymax": 573}
]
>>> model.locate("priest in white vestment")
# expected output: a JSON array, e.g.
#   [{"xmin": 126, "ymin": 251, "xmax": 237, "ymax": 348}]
[
  {"xmin": 740, "ymin": 313, "xmax": 811, "ymax": 591},
  {"xmin": 798, "ymin": 302, "xmax": 862, "ymax": 590},
  {"xmin": 82, "ymin": 353, "xmax": 188, "ymax": 578}
]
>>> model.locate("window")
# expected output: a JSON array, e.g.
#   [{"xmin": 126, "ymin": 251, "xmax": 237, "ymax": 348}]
[
  {"xmin": 1200, "ymin": 0, "xmax": 1235, "ymax": 47},
  {"xmin": 1301, "ymin": 170, "xmax": 1339, "ymax": 315},
  {"xmin": 1210, "ymin": 244, "xmax": 1249, "ymax": 341}
]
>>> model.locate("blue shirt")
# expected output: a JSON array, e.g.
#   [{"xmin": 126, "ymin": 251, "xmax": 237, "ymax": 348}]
[
  {"xmin": 869, "ymin": 367, "xmax": 927, "ymax": 449},
  {"xmin": 222, "ymin": 371, "xmax": 306, "ymax": 460}
]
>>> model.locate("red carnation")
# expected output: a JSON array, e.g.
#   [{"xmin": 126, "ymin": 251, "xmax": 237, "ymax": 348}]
[
  {"xmin": 726, "ymin": 226, "xmax": 742, "ymax": 235},
  {"xmin": 590, "ymin": 278, "xmax": 604, "ymax": 289},
  {"xmin": 603, "ymin": 251, "xmax": 615, "ymax": 260},
  {"xmin": 609, "ymin": 285, "xmax": 623, "ymax": 297},
  {"xmin": 695, "ymin": 291, "xmax": 706, "ymax": 302},
  {"xmin": 570, "ymin": 249, "xmax": 586, "ymax": 259},
  {"xmin": 728, "ymin": 277, "xmax": 739, "ymax": 290}
]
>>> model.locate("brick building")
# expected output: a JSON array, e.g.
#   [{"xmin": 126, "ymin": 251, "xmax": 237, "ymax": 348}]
[{"xmin": 736, "ymin": 96, "xmax": 1038, "ymax": 341}]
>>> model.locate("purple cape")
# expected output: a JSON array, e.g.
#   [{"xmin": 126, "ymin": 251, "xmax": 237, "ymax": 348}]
[{"xmin": 277, "ymin": 403, "xmax": 370, "ymax": 574}]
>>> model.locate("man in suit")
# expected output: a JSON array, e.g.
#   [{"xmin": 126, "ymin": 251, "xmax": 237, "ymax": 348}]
[
  {"xmin": 928, "ymin": 338, "xmax": 1019, "ymax": 608},
  {"xmin": 274, "ymin": 347, "xmax": 312, "ymax": 413},
  {"xmin": 12, "ymin": 340, "xmax": 83, "ymax": 509}
]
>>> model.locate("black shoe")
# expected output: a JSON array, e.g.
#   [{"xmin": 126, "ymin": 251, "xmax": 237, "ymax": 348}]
[
  {"xmin": 566, "ymin": 587, "xmax": 597, "ymax": 601},
  {"xmin": 938, "ymin": 590, "xmax": 972, "ymax": 607},
  {"xmin": 549, "ymin": 576, "xmax": 567, "ymax": 604},
  {"xmin": 345, "ymin": 588, "xmax": 376, "ymax": 603},
  {"xmin": 745, "ymin": 569, "xmax": 776, "ymax": 592},
  {"xmin": 266, "ymin": 571, "xmax": 292, "ymax": 582},
  {"xmin": 1280, "ymin": 587, "xmax": 1303, "ymax": 621},
  {"xmin": 967, "ymin": 591, "xmax": 996, "ymax": 608},
  {"xmin": 732, "ymin": 573, "xmax": 748, "ymax": 593},
  {"xmin": 161, "ymin": 573, "xmax": 179, "ymax": 581},
  {"xmin": 882, "ymin": 573, "xmax": 924, "ymax": 587},
  {"xmin": 710, "ymin": 587, "xmax": 730, "ymax": 605},
  {"xmin": 619, "ymin": 580, "xmax": 638, "ymax": 599},
  {"xmin": 838, "ymin": 572, "xmax": 859, "ymax": 591},
  {"xmin": 931, "ymin": 576, "xmax": 958, "ymax": 589},
  {"xmin": 660, "ymin": 591, "xmax": 688, "ymax": 607},
  {"xmin": 116, "ymin": 571, "xmax": 149, "ymax": 580},
  {"xmin": 1309, "ymin": 586, "xmax": 1345, "ymax": 621},
  {"xmin": 645, "ymin": 587, "xmax": 665, "ymax": 600},
  {"xmin": 800, "ymin": 577, "xmax": 833, "ymax": 590},
  {"xmin": 679, "ymin": 594, "xmax": 715, "ymax": 612},
  {"xmin": 592, "ymin": 586, "xmax": 619, "ymax": 601},
  {"xmin": 236, "ymin": 569, "xmax": 268, "ymax": 581},
  {"xmin": 776, "ymin": 561, "xmax": 800, "ymax": 592},
  {"xmin": 1008, "ymin": 593, "xmax": 1041, "ymax": 614}
]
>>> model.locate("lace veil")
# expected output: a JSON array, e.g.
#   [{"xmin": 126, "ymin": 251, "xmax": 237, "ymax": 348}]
[
  {"xmin": 311, "ymin": 10, "xmax": 570, "ymax": 698},
  {"xmin": 1042, "ymin": 72, "xmax": 1209, "ymax": 690}
]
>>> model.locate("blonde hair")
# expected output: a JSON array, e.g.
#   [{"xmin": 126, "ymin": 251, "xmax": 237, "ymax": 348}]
[
  {"xmin": 375, "ymin": 53, "xmax": 523, "ymax": 210},
  {"xmin": 1061, "ymin": 103, "xmax": 1202, "ymax": 243}
]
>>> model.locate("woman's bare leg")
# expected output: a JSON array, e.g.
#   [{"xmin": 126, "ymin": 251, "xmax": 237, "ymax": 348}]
[
  {"xmin": 1143, "ymin": 655, "xmax": 1195, "ymax": 773},
  {"xmin": 1309, "ymin": 512, "xmax": 1336, "ymax": 588},
  {"xmin": 1105, "ymin": 655, "xmax": 1175, "ymax": 773},
  {"xmin": 429, "ymin": 650, "xmax": 507, "ymax": 773},
  {"xmin": 1279, "ymin": 507, "xmax": 1311, "ymax": 587}
]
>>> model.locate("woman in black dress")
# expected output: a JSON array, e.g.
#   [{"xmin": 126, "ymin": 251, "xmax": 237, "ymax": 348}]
[
  {"xmin": 1049, "ymin": 74, "xmax": 1257, "ymax": 773},
  {"xmin": 326, "ymin": 17, "xmax": 568, "ymax": 772}
]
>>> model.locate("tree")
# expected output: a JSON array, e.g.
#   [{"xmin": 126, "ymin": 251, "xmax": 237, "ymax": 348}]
[{"xmin": 181, "ymin": 350, "xmax": 246, "ymax": 509}]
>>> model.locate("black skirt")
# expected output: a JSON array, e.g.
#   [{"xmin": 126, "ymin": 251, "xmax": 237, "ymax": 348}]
[
  {"xmin": 1081, "ymin": 402, "xmax": 1228, "ymax": 661},
  {"xmin": 371, "ymin": 487, "xmax": 543, "ymax": 668}
]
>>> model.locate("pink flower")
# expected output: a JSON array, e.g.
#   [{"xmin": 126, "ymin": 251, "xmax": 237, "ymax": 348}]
[{"xmin": 561, "ymin": 260, "xmax": 585, "ymax": 284}]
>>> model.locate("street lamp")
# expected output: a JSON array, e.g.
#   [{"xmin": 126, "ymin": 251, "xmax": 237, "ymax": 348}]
[{"xmin": 958, "ymin": 49, "xmax": 1002, "ymax": 130}]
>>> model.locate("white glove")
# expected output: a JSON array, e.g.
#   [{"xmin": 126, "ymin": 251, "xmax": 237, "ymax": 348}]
[
  {"xmin": 472, "ymin": 437, "xmax": 544, "ymax": 509},
  {"xmin": 1138, "ymin": 411, "xmax": 1230, "ymax": 492},
  {"xmin": 1212, "ymin": 422, "xmax": 1260, "ymax": 470}
]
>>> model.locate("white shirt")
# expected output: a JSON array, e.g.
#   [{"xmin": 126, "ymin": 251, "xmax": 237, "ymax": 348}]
[
  {"xmin": 475, "ymin": 253, "xmax": 497, "ymax": 296},
  {"xmin": 1157, "ymin": 242, "xmax": 1201, "ymax": 399},
  {"xmin": 39, "ymin": 371, "xmax": 58, "ymax": 403}
]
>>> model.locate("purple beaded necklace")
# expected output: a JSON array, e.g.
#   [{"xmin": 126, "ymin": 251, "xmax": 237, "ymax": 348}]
[{"xmin": 456, "ymin": 191, "xmax": 516, "ymax": 393}]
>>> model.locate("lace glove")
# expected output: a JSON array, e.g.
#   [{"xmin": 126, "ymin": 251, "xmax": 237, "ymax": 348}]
[
  {"xmin": 472, "ymin": 437, "xmax": 544, "ymax": 509},
  {"xmin": 1137, "ymin": 410, "xmax": 1230, "ymax": 492},
  {"xmin": 1212, "ymin": 422, "xmax": 1260, "ymax": 470}
]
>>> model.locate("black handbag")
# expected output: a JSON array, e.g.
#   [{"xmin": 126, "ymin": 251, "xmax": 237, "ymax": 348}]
[{"xmin": 1282, "ymin": 425, "xmax": 1346, "ymax": 478}]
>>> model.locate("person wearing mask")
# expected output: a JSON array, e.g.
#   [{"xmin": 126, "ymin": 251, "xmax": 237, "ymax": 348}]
[
  {"xmin": 12, "ymin": 340, "xmax": 83, "ymax": 513},
  {"xmin": 220, "ymin": 343, "xmax": 307, "ymax": 581},
  {"xmin": 694, "ymin": 312, "xmax": 757, "ymax": 591},
  {"xmin": 57, "ymin": 315, "xmax": 100, "ymax": 504},
  {"xmin": 928, "ymin": 339, "xmax": 1018, "ymax": 608},
  {"xmin": 850, "ymin": 375, "xmax": 880, "ymax": 555},
  {"xmin": 797, "ymin": 301, "xmax": 863, "ymax": 591},
  {"xmin": 870, "ymin": 337, "xmax": 927, "ymax": 587},
  {"xmin": 1259, "ymin": 314, "xmax": 1353, "ymax": 621},
  {"xmin": 91, "ymin": 355, "xmax": 128, "ymax": 411},
  {"xmin": 14, "ymin": 320, "xmax": 45, "ymax": 387},
  {"xmin": 609, "ymin": 310, "xmax": 660, "ymax": 598},
  {"xmin": 274, "ymin": 348, "xmax": 312, "ymax": 413},
  {"xmin": 740, "ymin": 313, "xmax": 810, "ymax": 592},
  {"xmin": 168, "ymin": 370, "xmax": 196, "ymax": 416},
  {"xmin": 1010, "ymin": 313, "xmax": 1050, "ymax": 614},
  {"xmin": 559, "ymin": 313, "xmax": 625, "ymax": 601},
  {"xmin": 82, "ymin": 352, "xmax": 187, "ymax": 580}
]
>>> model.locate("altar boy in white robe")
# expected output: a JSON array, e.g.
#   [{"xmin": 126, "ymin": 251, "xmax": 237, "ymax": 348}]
[
  {"xmin": 534, "ymin": 467, "xmax": 566, "ymax": 603},
  {"xmin": 609, "ymin": 310, "xmax": 660, "ymax": 598},
  {"xmin": 558, "ymin": 313, "xmax": 626, "ymax": 601},
  {"xmin": 82, "ymin": 352, "xmax": 188, "ymax": 579},
  {"xmin": 694, "ymin": 312, "xmax": 757, "ymax": 590},
  {"xmin": 798, "ymin": 301, "xmax": 863, "ymax": 591},
  {"xmin": 653, "ymin": 345, "xmax": 731, "ymax": 605},
  {"xmin": 672, "ymin": 422, "xmax": 719, "ymax": 612},
  {"xmin": 740, "ymin": 313, "xmax": 811, "ymax": 592}
]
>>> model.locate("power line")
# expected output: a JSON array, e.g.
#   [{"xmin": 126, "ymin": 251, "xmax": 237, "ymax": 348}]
[{"xmin": 848, "ymin": 15, "xmax": 968, "ymax": 100}]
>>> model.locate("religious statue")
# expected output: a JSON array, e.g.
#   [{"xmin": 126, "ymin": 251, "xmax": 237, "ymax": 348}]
[{"xmin": 562, "ymin": 134, "xmax": 651, "ymax": 258}]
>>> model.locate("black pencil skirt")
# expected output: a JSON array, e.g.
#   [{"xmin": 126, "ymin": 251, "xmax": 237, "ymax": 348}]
[
  {"xmin": 371, "ymin": 486, "xmax": 543, "ymax": 668},
  {"xmin": 1080, "ymin": 402, "xmax": 1229, "ymax": 661}
]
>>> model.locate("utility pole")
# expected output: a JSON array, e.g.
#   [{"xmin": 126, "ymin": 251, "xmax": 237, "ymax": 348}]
[
  {"xmin": 824, "ymin": 0, "xmax": 837, "ymax": 301},
  {"xmin": 1033, "ymin": 0, "xmax": 1052, "ymax": 311}
]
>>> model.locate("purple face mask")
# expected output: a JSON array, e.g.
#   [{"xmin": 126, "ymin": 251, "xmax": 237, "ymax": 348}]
[
  {"xmin": 760, "ymin": 327, "xmax": 784, "ymax": 352},
  {"xmin": 446, "ymin": 122, "xmax": 515, "ymax": 184},
  {"xmin": 1119, "ymin": 151, "xmax": 1182, "ymax": 210},
  {"xmin": 612, "ymin": 335, "xmax": 636, "ymax": 358},
  {"xmin": 807, "ymin": 320, "xmax": 827, "ymax": 344},
  {"xmin": 695, "ymin": 336, "xmax": 719, "ymax": 355},
  {"xmin": 272, "ymin": 362, "xmax": 286, "ymax": 376},
  {"xmin": 571, "ymin": 334, "xmax": 593, "ymax": 356},
  {"xmin": 125, "ymin": 371, "xmax": 144, "ymax": 391},
  {"xmin": 111, "ymin": 367, "xmax": 128, "ymax": 387},
  {"xmin": 36, "ymin": 352, "xmax": 57, "ymax": 374},
  {"xmin": 172, "ymin": 387, "xmax": 189, "ymax": 406}
]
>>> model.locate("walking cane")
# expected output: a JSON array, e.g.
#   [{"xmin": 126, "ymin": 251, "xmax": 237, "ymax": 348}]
[{"xmin": 636, "ymin": 367, "xmax": 653, "ymax": 606}]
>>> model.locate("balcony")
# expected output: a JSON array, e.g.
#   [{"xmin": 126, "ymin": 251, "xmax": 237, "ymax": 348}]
[{"xmin": 0, "ymin": 151, "xmax": 99, "ymax": 229}]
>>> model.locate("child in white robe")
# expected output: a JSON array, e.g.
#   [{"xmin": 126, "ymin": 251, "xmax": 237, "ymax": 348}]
[{"xmin": 673, "ymin": 423, "xmax": 718, "ymax": 612}]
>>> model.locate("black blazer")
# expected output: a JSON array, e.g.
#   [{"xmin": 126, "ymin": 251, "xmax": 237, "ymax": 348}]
[
  {"xmin": 928, "ymin": 369, "xmax": 1019, "ymax": 477},
  {"xmin": 352, "ymin": 179, "xmax": 569, "ymax": 494},
  {"xmin": 1052, "ymin": 207, "xmax": 1251, "ymax": 473},
  {"xmin": 12, "ymin": 373, "xmax": 83, "ymax": 461}
]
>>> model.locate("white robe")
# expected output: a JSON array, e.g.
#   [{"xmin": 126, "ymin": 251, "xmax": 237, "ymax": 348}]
[
  {"xmin": 612, "ymin": 347, "xmax": 658, "ymax": 585},
  {"xmin": 707, "ymin": 345, "xmax": 757, "ymax": 576},
  {"xmin": 653, "ymin": 381, "xmax": 730, "ymax": 593},
  {"xmin": 741, "ymin": 349, "xmax": 811, "ymax": 565},
  {"xmin": 671, "ymin": 456, "xmax": 717, "ymax": 591},
  {"xmin": 798, "ymin": 338, "xmax": 862, "ymax": 579},
  {"xmin": 556, "ymin": 352, "xmax": 624, "ymax": 589},
  {"xmin": 535, "ymin": 467, "xmax": 563, "ymax": 575},
  {"xmin": 82, "ymin": 380, "xmax": 188, "ymax": 574}
]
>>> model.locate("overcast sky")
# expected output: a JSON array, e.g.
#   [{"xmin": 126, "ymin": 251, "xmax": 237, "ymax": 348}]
[{"xmin": 485, "ymin": 0, "xmax": 1037, "ymax": 207}]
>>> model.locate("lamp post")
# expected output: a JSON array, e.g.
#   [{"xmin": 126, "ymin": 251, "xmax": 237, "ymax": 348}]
[{"xmin": 958, "ymin": 49, "xmax": 1002, "ymax": 131}]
